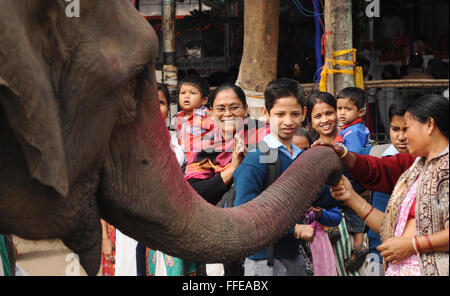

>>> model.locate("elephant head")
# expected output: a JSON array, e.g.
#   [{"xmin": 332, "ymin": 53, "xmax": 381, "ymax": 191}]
[{"xmin": 0, "ymin": 0, "xmax": 342, "ymax": 275}]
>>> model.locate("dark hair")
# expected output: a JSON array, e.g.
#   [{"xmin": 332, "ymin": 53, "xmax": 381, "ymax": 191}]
[
  {"xmin": 388, "ymin": 93, "xmax": 423, "ymax": 122},
  {"xmin": 210, "ymin": 83, "xmax": 247, "ymax": 106},
  {"xmin": 406, "ymin": 94, "xmax": 449, "ymax": 139},
  {"xmin": 264, "ymin": 78, "xmax": 305, "ymax": 113},
  {"xmin": 336, "ymin": 87, "xmax": 367, "ymax": 110},
  {"xmin": 295, "ymin": 127, "xmax": 313, "ymax": 147},
  {"xmin": 306, "ymin": 91, "xmax": 336, "ymax": 123},
  {"xmin": 409, "ymin": 53, "xmax": 424, "ymax": 69},
  {"xmin": 178, "ymin": 75, "xmax": 210, "ymax": 98},
  {"xmin": 157, "ymin": 83, "xmax": 171, "ymax": 105}
]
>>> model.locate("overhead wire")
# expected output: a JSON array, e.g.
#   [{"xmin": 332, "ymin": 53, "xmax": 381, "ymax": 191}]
[
  {"xmin": 311, "ymin": 0, "xmax": 325, "ymax": 32},
  {"xmin": 291, "ymin": 0, "xmax": 328, "ymax": 83},
  {"xmin": 292, "ymin": 0, "xmax": 323, "ymax": 17}
]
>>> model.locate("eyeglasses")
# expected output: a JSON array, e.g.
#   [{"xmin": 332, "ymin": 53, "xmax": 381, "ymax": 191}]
[{"xmin": 213, "ymin": 105, "xmax": 244, "ymax": 114}]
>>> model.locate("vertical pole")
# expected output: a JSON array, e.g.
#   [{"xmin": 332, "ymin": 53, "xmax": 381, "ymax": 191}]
[
  {"xmin": 161, "ymin": 0, "xmax": 178, "ymax": 123},
  {"xmin": 324, "ymin": 0, "xmax": 354, "ymax": 95},
  {"xmin": 161, "ymin": 0, "xmax": 178, "ymax": 125}
]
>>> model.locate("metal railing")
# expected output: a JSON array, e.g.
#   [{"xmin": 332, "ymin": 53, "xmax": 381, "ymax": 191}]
[{"xmin": 365, "ymin": 79, "xmax": 449, "ymax": 144}]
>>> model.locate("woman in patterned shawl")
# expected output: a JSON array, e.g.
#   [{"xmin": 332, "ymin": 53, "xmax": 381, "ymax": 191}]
[{"xmin": 330, "ymin": 94, "xmax": 448, "ymax": 276}]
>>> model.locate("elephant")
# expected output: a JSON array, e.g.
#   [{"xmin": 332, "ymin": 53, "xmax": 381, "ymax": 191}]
[{"xmin": 0, "ymin": 0, "xmax": 342, "ymax": 275}]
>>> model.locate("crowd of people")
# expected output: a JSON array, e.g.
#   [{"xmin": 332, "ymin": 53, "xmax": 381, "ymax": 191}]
[
  {"xmin": 1, "ymin": 71, "xmax": 446, "ymax": 277},
  {"xmin": 97, "ymin": 73, "xmax": 448, "ymax": 277}
]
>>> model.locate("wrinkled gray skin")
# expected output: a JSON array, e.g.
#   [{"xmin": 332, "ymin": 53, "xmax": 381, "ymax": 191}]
[{"xmin": 0, "ymin": 0, "xmax": 342, "ymax": 275}]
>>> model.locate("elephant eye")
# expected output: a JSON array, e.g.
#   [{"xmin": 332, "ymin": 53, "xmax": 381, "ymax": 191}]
[
  {"xmin": 132, "ymin": 68, "xmax": 150, "ymax": 106},
  {"xmin": 116, "ymin": 68, "xmax": 150, "ymax": 125}
]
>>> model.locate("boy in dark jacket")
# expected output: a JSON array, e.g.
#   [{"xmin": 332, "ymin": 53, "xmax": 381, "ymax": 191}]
[{"xmin": 233, "ymin": 78, "xmax": 313, "ymax": 276}]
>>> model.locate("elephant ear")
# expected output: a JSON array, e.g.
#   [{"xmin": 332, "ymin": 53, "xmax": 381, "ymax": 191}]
[{"xmin": 0, "ymin": 76, "xmax": 69, "ymax": 197}]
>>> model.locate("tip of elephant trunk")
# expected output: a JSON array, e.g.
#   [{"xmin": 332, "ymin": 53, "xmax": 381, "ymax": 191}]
[
  {"xmin": 75, "ymin": 245, "xmax": 101, "ymax": 276},
  {"xmin": 62, "ymin": 233, "xmax": 102, "ymax": 276}
]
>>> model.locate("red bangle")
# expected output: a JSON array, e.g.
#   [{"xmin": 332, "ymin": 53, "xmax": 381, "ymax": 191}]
[
  {"xmin": 362, "ymin": 206, "xmax": 375, "ymax": 222},
  {"xmin": 414, "ymin": 236, "xmax": 422, "ymax": 254},
  {"xmin": 424, "ymin": 234, "xmax": 434, "ymax": 253}
]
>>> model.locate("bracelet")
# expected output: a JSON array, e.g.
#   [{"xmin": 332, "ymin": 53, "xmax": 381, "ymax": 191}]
[
  {"xmin": 361, "ymin": 202, "xmax": 368, "ymax": 213},
  {"xmin": 424, "ymin": 234, "xmax": 434, "ymax": 253},
  {"xmin": 362, "ymin": 205, "xmax": 375, "ymax": 222},
  {"xmin": 414, "ymin": 236, "xmax": 422, "ymax": 254},
  {"xmin": 412, "ymin": 237, "xmax": 420, "ymax": 255},
  {"xmin": 339, "ymin": 144, "xmax": 348, "ymax": 159}
]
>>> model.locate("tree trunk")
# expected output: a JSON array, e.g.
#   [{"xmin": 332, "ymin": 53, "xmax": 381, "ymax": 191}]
[
  {"xmin": 324, "ymin": 0, "xmax": 354, "ymax": 95},
  {"xmin": 237, "ymin": 0, "xmax": 280, "ymax": 119}
]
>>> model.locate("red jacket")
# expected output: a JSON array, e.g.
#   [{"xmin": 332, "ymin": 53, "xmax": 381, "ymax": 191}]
[{"xmin": 347, "ymin": 153, "xmax": 417, "ymax": 195}]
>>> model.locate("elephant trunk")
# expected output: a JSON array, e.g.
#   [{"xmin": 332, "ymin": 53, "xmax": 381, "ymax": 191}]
[
  {"xmin": 162, "ymin": 146, "xmax": 342, "ymax": 263},
  {"xmin": 98, "ymin": 70, "xmax": 342, "ymax": 263}
]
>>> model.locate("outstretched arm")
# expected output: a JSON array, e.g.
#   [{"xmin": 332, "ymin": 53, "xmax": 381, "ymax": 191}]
[
  {"xmin": 343, "ymin": 151, "xmax": 416, "ymax": 194},
  {"xmin": 330, "ymin": 176, "xmax": 385, "ymax": 234},
  {"xmin": 313, "ymin": 141, "xmax": 416, "ymax": 194}
]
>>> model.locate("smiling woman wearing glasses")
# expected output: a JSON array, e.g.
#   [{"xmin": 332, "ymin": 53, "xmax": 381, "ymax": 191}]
[
  {"xmin": 183, "ymin": 83, "xmax": 269, "ymax": 275},
  {"xmin": 185, "ymin": 84, "xmax": 269, "ymax": 204},
  {"xmin": 211, "ymin": 85, "xmax": 248, "ymax": 139}
]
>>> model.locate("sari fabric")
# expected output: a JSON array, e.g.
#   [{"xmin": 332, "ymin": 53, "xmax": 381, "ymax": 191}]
[
  {"xmin": 380, "ymin": 146, "xmax": 449, "ymax": 276},
  {"xmin": 385, "ymin": 179, "xmax": 421, "ymax": 275}
]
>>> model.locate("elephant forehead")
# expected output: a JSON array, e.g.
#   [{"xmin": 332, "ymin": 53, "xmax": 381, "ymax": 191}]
[
  {"xmin": 96, "ymin": 35, "xmax": 154, "ymax": 77},
  {"xmin": 92, "ymin": 1, "xmax": 157, "ymax": 68},
  {"xmin": 99, "ymin": 38, "xmax": 123, "ymax": 71},
  {"xmin": 60, "ymin": 2, "xmax": 157, "ymax": 172}
]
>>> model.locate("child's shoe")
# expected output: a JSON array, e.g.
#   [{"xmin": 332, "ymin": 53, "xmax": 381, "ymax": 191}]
[{"xmin": 345, "ymin": 245, "xmax": 369, "ymax": 272}]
